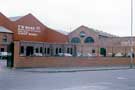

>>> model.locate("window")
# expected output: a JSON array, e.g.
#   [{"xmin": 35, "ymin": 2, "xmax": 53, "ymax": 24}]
[
  {"xmin": 80, "ymin": 31, "xmax": 86, "ymax": 38},
  {"xmin": 92, "ymin": 49, "xmax": 95, "ymax": 53},
  {"xmin": 59, "ymin": 48, "xmax": 62, "ymax": 53},
  {"xmin": 71, "ymin": 37, "xmax": 80, "ymax": 43},
  {"xmin": 1, "ymin": 48, "xmax": 4, "ymax": 52},
  {"xmin": 67, "ymin": 48, "xmax": 70, "ymax": 53},
  {"xmin": 36, "ymin": 48, "xmax": 39, "ymax": 53},
  {"xmin": 70, "ymin": 48, "xmax": 73, "ymax": 54},
  {"xmin": 84, "ymin": 37, "xmax": 94, "ymax": 43},
  {"xmin": 47, "ymin": 48, "xmax": 50, "ymax": 54},
  {"xmin": 40, "ymin": 47, "xmax": 43, "ymax": 53},
  {"xmin": 44, "ymin": 48, "xmax": 46, "ymax": 54},
  {"xmin": 20, "ymin": 46, "xmax": 24, "ymax": 54},
  {"xmin": 56, "ymin": 48, "xmax": 59, "ymax": 55},
  {"xmin": 26, "ymin": 46, "xmax": 34, "ymax": 56},
  {"xmin": 2, "ymin": 35, "xmax": 7, "ymax": 42}
]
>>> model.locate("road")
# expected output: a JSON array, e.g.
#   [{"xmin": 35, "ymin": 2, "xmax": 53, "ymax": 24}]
[{"xmin": 0, "ymin": 60, "xmax": 135, "ymax": 90}]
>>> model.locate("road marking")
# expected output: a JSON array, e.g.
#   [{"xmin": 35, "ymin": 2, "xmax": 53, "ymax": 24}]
[
  {"xmin": 117, "ymin": 77, "xmax": 128, "ymax": 80},
  {"xmin": 55, "ymin": 85, "xmax": 108, "ymax": 90}
]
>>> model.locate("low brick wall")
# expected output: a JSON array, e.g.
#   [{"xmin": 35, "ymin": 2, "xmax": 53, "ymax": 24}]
[{"xmin": 13, "ymin": 41, "xmax": 134, "ymax": 68}]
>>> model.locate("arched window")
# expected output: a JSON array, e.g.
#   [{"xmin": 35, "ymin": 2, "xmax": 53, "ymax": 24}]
[
  {"xmin": 80, "ymin": 31, "xmax": 86, "ymax": 38},
  {"xmin": 71, "ymin": 37, "xmax": 80, "ymax": 43},
  {"xmin": 84, "ymin": 37, "xmax": 94, "ymax": 43}
]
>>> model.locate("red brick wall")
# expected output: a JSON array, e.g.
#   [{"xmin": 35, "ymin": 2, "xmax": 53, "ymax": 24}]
[
  {"xmin": 14, "ymin": 41, "xmax": 134, "ymax": 68},
  {"xmin": 13, "ymin": 14, "xmax": 47, "ymax": 42},
  {"xmin": 14, "ymin": 57, "xmax": 132, "ymax": 68}
]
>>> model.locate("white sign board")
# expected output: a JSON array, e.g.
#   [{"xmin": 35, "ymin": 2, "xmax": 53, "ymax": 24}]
[{"xmin": 18, "ymin": 25, "xmax": 41, "ymax": 36}]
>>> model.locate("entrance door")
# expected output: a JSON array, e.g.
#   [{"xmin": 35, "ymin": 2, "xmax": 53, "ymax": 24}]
[
  {"xmin": 100, "ymin": 48, "xmax": 106, "ymax": 57},
  {"xmin": 26, "ymin": 46, "xmax": 34, "ymax": 56}
]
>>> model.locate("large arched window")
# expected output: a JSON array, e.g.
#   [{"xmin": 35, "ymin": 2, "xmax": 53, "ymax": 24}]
[
  {"xmin": 84, "ymin": 37, "xmax": 94, "ymax": 43},
  {"xmin": 71, "ymin": 37, "xmax": 80, "ymax": 43}
]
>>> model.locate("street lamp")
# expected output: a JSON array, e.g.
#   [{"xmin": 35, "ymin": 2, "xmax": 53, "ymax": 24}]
[{"xmin": 130, "ymin": 0, "xmax": 133, "ymax": 68}]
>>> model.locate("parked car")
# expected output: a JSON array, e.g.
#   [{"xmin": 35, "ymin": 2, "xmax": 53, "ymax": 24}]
[
  {"xmin": 58, "ymin": 53, "xmax": 72, "ymax": 56},
  {"xmin": 77, "ymin": 52, "xmax": 81, "ymax": 56},
  {"xmin": 0, "ymin": 52, "xmax": 8, "ymax": 60},
  {"xmin": 33, "ymin": 53, "xmax": 43, "ymax": 56},
  {"xmin": 77, "ymin": 53, "xmax": 96, "ymax": 57},
  {"xmin": 115, "ymin": 52, "xmax": 123, "ymax": 57},
  {"xmin": 82, "ymin": 53, "xmax": 93, "ymax": 57}
]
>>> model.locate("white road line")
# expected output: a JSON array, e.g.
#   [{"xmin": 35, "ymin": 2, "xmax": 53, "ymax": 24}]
[
  {"xmin": 117, "ymin": 77, "xmax": 128, "ymax": 80},
  {"xmin": 55, "ymin": 85, "xmax": 108, "ymax": 90}
]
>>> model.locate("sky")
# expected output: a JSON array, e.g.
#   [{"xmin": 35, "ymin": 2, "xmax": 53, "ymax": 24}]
[{"xmin": 0, "ymin": 0, "xmax": 134, "ymax": 36}]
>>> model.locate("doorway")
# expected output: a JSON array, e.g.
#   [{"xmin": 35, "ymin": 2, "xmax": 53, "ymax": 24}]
[
  {"xmin": 100, "ymin": 48, "xmax": 106, "ymax": 57},
  {"xmin": 26, "ymin": 46, "xmax": 34, "ymax": 56}
]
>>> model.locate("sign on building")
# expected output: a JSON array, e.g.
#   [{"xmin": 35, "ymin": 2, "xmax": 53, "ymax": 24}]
[{"xmin": 18, "ymin": 25, "xmax": 41, "ymax": 36}]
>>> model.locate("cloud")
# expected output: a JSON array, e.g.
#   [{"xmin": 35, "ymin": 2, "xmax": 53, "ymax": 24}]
[{"xmin": 0, "ymin": 0, "xmax": 133, "ymax": 36}]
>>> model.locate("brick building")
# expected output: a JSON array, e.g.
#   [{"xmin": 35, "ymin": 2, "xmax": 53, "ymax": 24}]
[
  {"xmin": 0, "ymin": 13, "xmax": 13, "ymax": 55},
  {"xmin": 68, "ymin": 25, "xmax": 135, "ymax": 57},
  {"xmin": 0, "ymin": 12, "xmax": 134, "ymax": 59},
  {"xmin": 0, "ymin": 26, "xmax": 13, "ymax": 52},
  {"xmin": 0, "ymin": 12, "xmax": 75, "ymax": 57}
]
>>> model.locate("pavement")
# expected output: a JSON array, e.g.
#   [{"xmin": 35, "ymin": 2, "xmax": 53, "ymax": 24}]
[
  {"xmin": 19, "ymin": 65, "xmax": 132, "ymax": 73},
  {"xmin": 1, "ymin": 60, "xmax": 135, "ymax": 90},
  {"xmin": 0, "ymin": 60, "xmax": 132, "ymax": 73}
]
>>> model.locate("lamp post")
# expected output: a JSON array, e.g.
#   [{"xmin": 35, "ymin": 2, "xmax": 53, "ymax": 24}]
[{"xmin": 130, "ymin": 0, "xmax": 133, "ymax": 68}]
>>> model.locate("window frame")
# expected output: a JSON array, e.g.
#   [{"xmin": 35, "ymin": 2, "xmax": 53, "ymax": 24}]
[{"xmin": 71, "ymin": 37, "xmax": 81, "ymax": 43}]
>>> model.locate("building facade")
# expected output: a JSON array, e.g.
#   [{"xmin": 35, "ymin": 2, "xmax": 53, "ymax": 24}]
[
  {"xmin": 0, "ymin": 13, "xmax": 13, "ymax": 55},
  {"xmin": 0, "ymin": 12, "xmax": 76, "ymax": 57},
  {"xmin": 68, "ymin": 25, "xmax": 135, "ymax": 57},
  {"xmin": 0, "ymin": 12, "xmax": 135, "ymax": 58},
  {"xmin": 0, "ymin": 27, "xmax": 13, "ymax": 53}
]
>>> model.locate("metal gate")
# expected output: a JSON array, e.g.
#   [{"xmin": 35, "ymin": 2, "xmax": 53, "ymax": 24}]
[{"xmin": 7, "ymin": 43, "xmax": 14, "ymax": 68}]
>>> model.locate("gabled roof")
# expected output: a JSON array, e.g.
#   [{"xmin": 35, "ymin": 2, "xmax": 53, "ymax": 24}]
[
  {"xmin": 70, "ymin": 25, "xmax": 117, "ymax": 37},
  {"xmin": 95, "ymin": 29, "xmax": 117, "ymax": 37},
  {"xmin": 69, "ymin": 25, "xmax": 99, "ymax": 35},
  {"xmin": 9, "ymin": 16, "xmax": 23, "ymax": 21},
  {"xmin": 53, "ymin": 29, "xmax": 69, "ymax": 35},
  {"xmin": 0, "ymin": 26, "xmax": 13, "ymax": 33}
]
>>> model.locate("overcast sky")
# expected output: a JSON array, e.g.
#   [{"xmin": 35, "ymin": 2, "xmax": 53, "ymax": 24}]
[{"xmin": 0, "ymin": 0, "xmax": 134, "ymax": 36}]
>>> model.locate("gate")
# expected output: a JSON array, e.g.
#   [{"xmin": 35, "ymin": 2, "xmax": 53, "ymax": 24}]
[{"xmin": 7, "ymin": 43, "xmax": 14, "ymax": 68}]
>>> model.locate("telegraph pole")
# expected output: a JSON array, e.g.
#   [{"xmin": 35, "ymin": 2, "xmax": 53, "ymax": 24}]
[{"xmin": 130, "ymin": 0, "xmax": 133, "ymax": 68}]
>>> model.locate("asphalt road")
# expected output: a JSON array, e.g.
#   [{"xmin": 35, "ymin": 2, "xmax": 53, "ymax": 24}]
[{"xmin": 0, "ymin": 60, "xmax": 135, "ymax": 90}]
